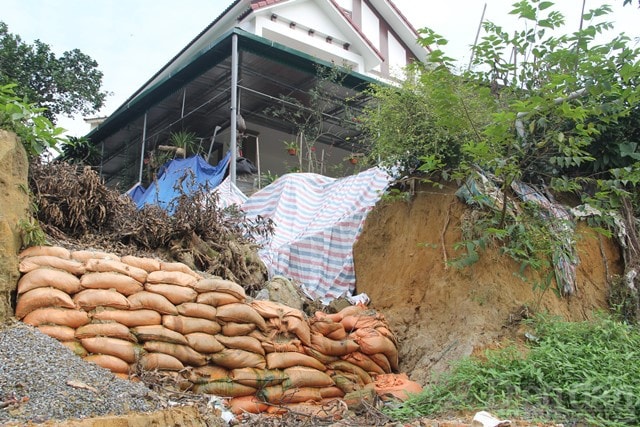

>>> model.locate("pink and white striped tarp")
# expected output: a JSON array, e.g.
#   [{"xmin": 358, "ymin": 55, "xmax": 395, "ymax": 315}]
[{"xmin": 241, "ymin": 167, "xmax": 391, "ymax": 302}]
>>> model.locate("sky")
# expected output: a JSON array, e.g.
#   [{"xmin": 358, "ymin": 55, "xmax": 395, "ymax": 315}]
[{"xmin": 2, "ymin": 0, "xmax": 638, "ymax": 137}]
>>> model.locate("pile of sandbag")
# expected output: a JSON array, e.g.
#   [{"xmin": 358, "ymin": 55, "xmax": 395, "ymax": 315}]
[{"xmin": 15, "ymin": 246, "xmax": 415, "ymax": 415}]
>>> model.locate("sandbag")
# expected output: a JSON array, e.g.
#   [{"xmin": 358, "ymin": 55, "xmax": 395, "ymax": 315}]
[
  {"xmin": 283, "ymin": 315, "xmax": 311, "ymax": 346},
  {"xmin": 146, "ymin": 270, "xmax": 197, "ymax": 288},
  {"xmin": 73, "ymin": 289, "xmax": 130, "ymax": 311},
  {"xmin": 331, "ymin": 372, "xmax": 363, "ymax": 394},
  {"xmin": 139, "ymin": 352, "xmax": 184, "ymax": 371},
  {"xmin": 258, "ymin": 385, "xmax": 322, "ymax": 404},
  {"xmin": 208, "ymin": 348, "xmax": 266, "ymax": 370},
  {"xmin": 70, "ymin": 250, "xmax": 120, "ymax": 263},
  {"xmin": 215, "ymin": 334, "xmax": 265, "ymax": 356},
  {"xmin": 15, "ymin": 287, "xmax": 76, "ymax": 319},
  {"xmin": 81, "ymin": 337, "xmax": 139, "ymax": 363},
  {"xmin": 194, "ymin": 278, "xmax": 246, "ymax": 300},
  {"xmin": 84, "ymin": 354, "xmax": 130, "ymax": 374},
  {"xmin": 37, "ymin": 324, "xmax": 76, "ymax": 341},
  {"xmin": 250, "ymin": 299, "xmax": 302, "ymax": 319},
  {"xmin": 352, "ymin": 328, "xmax": 399, "ymax": 372},
  {"xmin": 142, "ymin": 341, "xmax": 207, "ymax": 367},
  {"xmin": 196, "ymin": 291, "xmax": 242, "ymax": 307},
  {"xmin": 328, "ymin": 360, "xmax": 372, "ymax": 385},
  {"xmin": 84, "ymin": 259, "xmax": 148, "ymax": 284},
  {"xmin": 145, "ymin": 283, "xmax": 197, "ymax": 305},
  {"xmin": 132, "ymin": 325, "xmax": 188, "ymax": 345},
  {"xmin": 17, "ymin": 268, "xmax": 82, "ymax": 295},
  {"xmin": 192, "ymin": 380, "xmax": 256, "ymax": 397},
  {"xmin": 303, "ymin": 346, "xmax": 339, "ymax": 365},
  {"xmin": 160, "ymin": 261, "xmax": 200, "ymax": 278},
  {"xmin": 162, "ymin": 315, "xmax": 221, "ymax": 335},
  {"xmin": 368, "ymin": 352, "xmax": 392, "ymax": 374},
  {"xmin": 80, "ymin": 272, "xmax": 143, "ymax": 296},
  {"xmin": 221, "ymin": 322, "xmax": 256, "ymax": 337},
  {"xmin": 75, "ymin": 322, "xmax": 138, "ymax": 342},
  {"xmin": 62, "ymin": 341, "xmax": 88, "ymax": 358},
  {"xmin": 341, "ymin": 351, "xmax": 386, "ymax": 375},
  {"xmin": 283, "ymin": 366, "xmax": 334, "ymax": 388},
  {"xmin": 127, "ymin": 291, "xmax": 178, "ymax": 315},
  {"xmin": 310, "ymin": 317, "xmax": 347, "ymax": 341},
  {"xmin": 374, "ymin": 373, "xmax": 423, "ymax": 401},
  {"xmin": 265, "ymin": 351, "xmax": 326, "ymax": 371},
  {"xmin": 19, "ymin": 256, "xmax": 85, "ymax": 276},
  {"xmin": 215, "ymin": 303, "xmax": 267, "ymax": 331},
  {"xmin": 228, "ymin": 395, "xmax": 270, "ymax": 415},
  {"xmin": 190, "ymin": 365, "xmax": 230, "ymax": 383},
  {"xmin": 262, "ymin": 339, "xmax": 304, "ymax": 354},
  {"xmin": 341, "ymin": 311, "xmax": 387, "ymax": 332},
  {"xmin": 176, "ymin": 302, "xmax": 217, "ymax": 321},
  {"xmin": 93, "ymin": 308, "xmax": 161, "ymax": 327},
  {"xmin": 230, "ymin": 367, "xmax": 287, "ymax": 388},
  {"xmin": 185, "ymin": 332, "xmax": 224, "ymax": 354},
  {"xmin": 309, "ymin": 332, "xmax": 359, "ymax": 357},
  {"xmin": 20, "ymin": 246, "xmax": 70, "ymax": 259},
  {"xmin": 120, "ymin": 255, "xmax": 160, "ymax": 273},
  {"xmin": 22, "ymin": 307, "xmax": 90, "ymax": 328},
  {"xmin": 319, "ymin": 386, "xmax": 345, "ymax": 399}
]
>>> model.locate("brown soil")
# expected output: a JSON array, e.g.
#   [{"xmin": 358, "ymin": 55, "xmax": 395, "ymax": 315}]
[{"xmin": 354, "ymin": 182, "xmax": 622, "ymax": 385}]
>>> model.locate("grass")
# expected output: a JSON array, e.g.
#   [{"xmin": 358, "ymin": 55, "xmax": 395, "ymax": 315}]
[{"xmin": 385, "ymin": 314, "xmax": 640, "ymax": 426}]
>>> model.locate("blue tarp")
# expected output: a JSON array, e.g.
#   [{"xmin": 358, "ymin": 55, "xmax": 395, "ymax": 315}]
[{"xmin": 131, "ymin": 152, "xmax": 231, "ymax": 211}]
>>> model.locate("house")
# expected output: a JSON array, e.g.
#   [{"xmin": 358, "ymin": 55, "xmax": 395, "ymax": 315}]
[{"xmin": 87, "ymin": 0, "xmax": 428, "ymax": 191}]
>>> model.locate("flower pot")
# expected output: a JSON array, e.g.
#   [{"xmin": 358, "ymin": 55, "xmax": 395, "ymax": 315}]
[
  {"xmin": 287, "ymin": 148, "xmax": 297, "ymax": 156},
  {"xmin": 349, "ymin": 157, "xmax": 358, "ymax": 165}
]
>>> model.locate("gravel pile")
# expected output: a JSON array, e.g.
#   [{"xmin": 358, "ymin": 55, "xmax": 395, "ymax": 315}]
[{"xmin": 0, "ymin": 321, "xmax": 162, "ymax": 425}]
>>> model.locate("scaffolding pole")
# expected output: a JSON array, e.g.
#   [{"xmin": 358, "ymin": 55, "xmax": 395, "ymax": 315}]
[
  {"xmin": 230, "ymin": 34, "xmax": 238, "ymax": 184},
  {"xmin": 137, "ymin": 112, "xmax": 148, "ymax": 184}
]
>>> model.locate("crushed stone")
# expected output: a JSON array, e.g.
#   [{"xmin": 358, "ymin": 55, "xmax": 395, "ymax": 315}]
[{"xmin": 0, "ymin": 320, "xmax": 162, "ymax": 425}]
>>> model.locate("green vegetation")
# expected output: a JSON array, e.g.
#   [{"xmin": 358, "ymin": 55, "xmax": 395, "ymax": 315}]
[{"xmin": 387, "ymin": 314, "xmax": 640, "ymax": 426}]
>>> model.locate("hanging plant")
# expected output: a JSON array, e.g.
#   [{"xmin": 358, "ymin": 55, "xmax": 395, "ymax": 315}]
[{"xmin": 283, "ymin": 140, "xmax": 298, "ymax": 156}]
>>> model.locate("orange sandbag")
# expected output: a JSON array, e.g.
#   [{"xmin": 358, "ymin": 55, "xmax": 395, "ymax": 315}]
[
  {"xmin": 93, "ymin": 308, "xmax": 161, "ymax": 327},
  {"xmin": 215, "ymin": 334, "xmax": 265, "ymax": 356},
  {"xmin": 192, "ymin": 380, "xmax": 256, "ymax": 397},
  {"xmin": 368, "ymin": 352, "xmax": 392, "ymax": 374},
  {"xmin": 73, "ymin": 289, "xmax": 130, "ymax": 311},
  {"xmin": 84, "ymin": 354, "xmax": 130, "ymax": 374},
  {"xmin": 37, "ymin": 324, "xmax": 76, "ymax": 341},
  {"xmin": 194, "ymin": 278, "xmax": 246, "ymax": 300},
  {"xmin": 341, "ymin": 351, "xmax": 385, "ymax": 375},
  {"xmin": 266, "ymin": 351, "xmax": 326, "ymax": 371},
  {"xmin": 328, "ymin": 360, "xmax": 372, "ymax": 385},
  {"xmin": 340, "ymin": 311, "xmax": 387, "ymax": 332},
  {"xmin": 75, "ymin": 322, "xmax": 138, "ymax": 342},
  {"xmin": 139, "ymin": 352, "xmax": 184, "ymax": 371},
  {"xmin": 196, "ymin": 291, "xmax": 242, "ymax": 307},
  {"xmin": 127, "ymin": 291, "xmax": 178, "ymax": 315},
  {"xmin": 283, "ymin": 366, "xmax": 334, "ymax": 388},
  {"xmin": 23, "ymin": 307, "xmax": 89, "ymax": 328},
  {"xmin": 215, "ymin": 303, "xmax": 267, "ymax": 331},
  {"xmin": 19, "ymin": 246, "xmax": 70, "ymax": 259},
  {"xmin": 159, "ymin": 261, "xmax": 200, "ymax": 278},
  {"xmin": 221, "ymin": 322, "xmax": 256, "ymax": 337},
  {"xmin": 120, "ymin": 255, "xmax": 160, "ymax": 273},
  {"xmin": 70, "ymin": 250, "xmax": 119, "ymax": 263},
  {"xmin": 81, "ymin": 336, "xmax": 139, "ymax": 363},
  {"xmin": 319, "ymin": 386, "xmax": 345, "ymax": 399},
  {"xmin": 250, "ymin": 300, "xmax": 301, "ymax": 319},
  {"xmin": 17, "ymin": 268, "xmax": 82, "ymax": 295},
  {"xmin": 191, "ymin": 365, "xmax": 230, "ymax": 383},
  {"xmin": 309, "ymin": 332, "xmax": 359, "ymax": 357},
  {"xmin": 62, "ymin": 341, "xmax": 88, "ymax": 357},
  {"xmin": 15, "ymin": 287, "xmax": 76, "ymax": 319},
  {"xmin": 143, "ymin": 341, "xmax": 207, "ymax": 367},
  {"xmin": 263, "ymin": 338, "xmax": 304, "ymax": 354},
  {"xmin": 162, "ymin": 315, "xmax": 221, "ymax": 335},
  {"xmin": 310, "ymin": 317, "xmax": 347, "ymax": 341},
  {"xmin": 131, "ymin": 325, "xmax": 188, "ymax": 345},
  {"xmin": 228, "ymin": 395, "xmax": 270, "ymax": 415},
  {"xmin": 303, "ymin": 346, "xmax": 339, "ymax": 365},
  {"xmin": 145, "ymin": 283, "xmax": 197, "ymax": 305},
  {"xmin": 84, "ymin": 259, "xmax": 148, "ymax": 284},
  {"xmin": 352, "ymin": 328, "xmax": 399, "ymax": 372},
  {"xmin": 374, "ymin": 373, "xmax": 423, "ymax": 401},
  {"xmin": 176, "ymin": 302, "xmax": 217, "ymax": 320},
  {"xmin": 258, "ymin": 384, "xmax": 323, "ymax": 404},
  {"xmin": 19, "ymin": 256, "xmax": 85, "ymax": 276},
  {"xmin": 80, "ymin": 272, "xmax": 143, "ymax": 296},
  {"xmin": 146, "ymin": 270, "xmax": 197, "ymax": 288},
  {"xmin": 283, "ymin": 315, "xmax": 311, "ymax": 346},
  {"xmin": 185, "ymin": 332, "xmax": 224, "ymax": 354},
  {"xmin": 208, "ymin": 348, "xmax": 266, "ymax": 370},
  {"xmin": 277, "ymin": 400, "xmax": 345, "ymax": 418},
  {"xmin": 331, "ymin": 372, "xmax": 363, "ymax": 394},
  {"xmin": 230, "ymin": 367, "xmax": 288, "ymax": 388}
]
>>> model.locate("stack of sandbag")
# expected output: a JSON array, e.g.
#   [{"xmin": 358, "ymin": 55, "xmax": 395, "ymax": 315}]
[{"xmin": 15, "ymin": 245, "xmax": 409, "ymax": 416}]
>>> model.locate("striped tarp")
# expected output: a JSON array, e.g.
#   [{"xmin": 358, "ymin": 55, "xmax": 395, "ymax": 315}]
[{"xmin": 241, "ymin": 167, "xmax": 391, "ymax": 302}]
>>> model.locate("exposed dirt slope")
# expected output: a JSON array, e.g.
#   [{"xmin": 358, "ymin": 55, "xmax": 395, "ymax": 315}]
[{"xmin": 354, "ymin": 182, "xmax": 622, "ymax": 385}]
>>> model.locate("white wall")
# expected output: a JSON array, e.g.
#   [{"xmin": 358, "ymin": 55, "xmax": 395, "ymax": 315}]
[{"xmin": 388, "ymin": 31, "xmax": 407, "ymax": 79}]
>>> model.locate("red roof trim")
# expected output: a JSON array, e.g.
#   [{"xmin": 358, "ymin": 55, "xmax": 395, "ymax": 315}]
[{"xmin": 251, "ymin": 0, "xmax": 288, "ymax": 10}]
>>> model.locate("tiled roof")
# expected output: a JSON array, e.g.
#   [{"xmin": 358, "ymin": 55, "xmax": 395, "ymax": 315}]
[{"xmin": 251, "ymin": 0, "xmax": 288, "ymax": 10}]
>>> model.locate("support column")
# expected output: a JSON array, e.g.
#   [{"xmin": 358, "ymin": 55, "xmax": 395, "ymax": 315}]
[
  {"xmin": 137, "ymin": 112, "xmax": 148, "ymax": 184},
  {"xmin": 230, "ymin": 33, "xmax": 239, "ymax": 184}
]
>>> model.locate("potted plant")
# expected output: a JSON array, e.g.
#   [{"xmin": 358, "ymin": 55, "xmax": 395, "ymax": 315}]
[
  {"xmin": 347, "ymin": 154, "xmax": 359, "ymax": 165},
  {"xmin": 284, "ymin": 141, "xmax": 298, "ymax": 156}
]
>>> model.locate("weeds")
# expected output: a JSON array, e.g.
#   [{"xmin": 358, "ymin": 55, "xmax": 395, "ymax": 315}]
[{"xmin": 386, "ymin": 314, "xmax": 640, "ymax": 426}]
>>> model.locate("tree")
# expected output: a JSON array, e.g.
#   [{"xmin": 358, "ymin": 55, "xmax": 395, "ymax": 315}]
[{"xmin": 0, "ymin": 22, "xmax": 108, "ymax": 123}]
